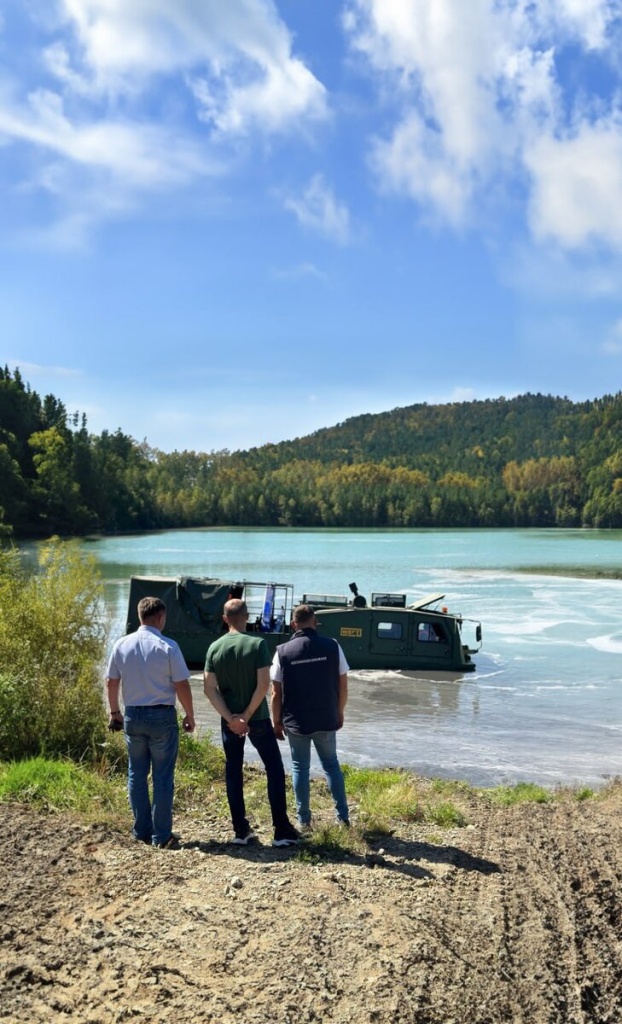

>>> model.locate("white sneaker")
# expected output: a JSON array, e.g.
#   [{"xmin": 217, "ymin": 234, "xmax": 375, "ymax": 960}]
[{"xmin": 232, "ymin": 827, "xmax": 256, "ymax": 846}]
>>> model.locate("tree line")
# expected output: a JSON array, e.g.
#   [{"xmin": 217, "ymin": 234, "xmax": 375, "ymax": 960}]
[{"xmin": 2, "ymin": 365, "xmax": 622, "ymax": 537}]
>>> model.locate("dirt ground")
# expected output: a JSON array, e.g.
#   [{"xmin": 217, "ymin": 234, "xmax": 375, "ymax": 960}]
[{"xmin": 2, "ymin": 783, "xmax": 622, "ymax": 1024}]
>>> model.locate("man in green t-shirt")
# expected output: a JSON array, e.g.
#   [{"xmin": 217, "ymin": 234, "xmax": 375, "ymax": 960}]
[{"xmin": 204, "ymin": 598, "xmax": 300, "ymax": 847}]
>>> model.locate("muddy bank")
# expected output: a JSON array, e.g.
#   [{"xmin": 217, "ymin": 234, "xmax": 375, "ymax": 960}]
[{"xmin": 2, "ymin": 786, "xmax": 622, "ymax": 1024}]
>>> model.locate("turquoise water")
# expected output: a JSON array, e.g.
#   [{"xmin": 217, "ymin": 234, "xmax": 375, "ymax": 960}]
[{"xmin": 83, "ymin": 527, "xmax": 622, "ymax": 787}]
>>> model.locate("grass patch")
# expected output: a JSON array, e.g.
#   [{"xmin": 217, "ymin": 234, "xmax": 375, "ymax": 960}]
[
  {"xmin": 425, "ymin": 801, "xmax": 466, "ymax": 827},
  {"xmin": 343, "ymin": 765, "xmax": 422, "ymax": 825},
  {"xmin": 0, "ymin": 756, "xmax": 125, "ymax": 817},
  {"xmin": 173, "ymin": 733, "xmax": 228, "ymax": 813},
  {"xmin": 343, "ymin": 765, "xmax": 469, "ymax": 831},
  {"xmin": 485, "ymin": 781, "xmax": 553, "ymax": 806},
  {"xmin": 306, "ymin": 823, "xmax": 352, "ymax": 855},
  {"xmin": 177, "ymin": 731, "xmax": 225, "ymax": 780},
  {"xmin": 575, "ymin": 786, "xmax": 595, "ymax": 802},
  {"xmin": 430, "ymin": 778, "xmax": 476, "ymax": 798},
  {"xmin": 342, "ymin": 765, "xmax": 406, "ymax": 799}
]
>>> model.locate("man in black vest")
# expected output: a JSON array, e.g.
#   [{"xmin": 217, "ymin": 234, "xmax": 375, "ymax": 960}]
[{"xmin": 270, "ymin": 604, "xmax": 350, "ymax": 828}]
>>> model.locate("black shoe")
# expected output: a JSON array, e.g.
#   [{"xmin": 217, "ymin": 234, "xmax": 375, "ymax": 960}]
[
  {"xmin": 272, "ymin": 824, "xmax": 301, "ymax": 847},
  {"xmin": 154, "ymin": 834, "xmax": 181, "ymax": 850},
  {"xmin": 232, "ymin": 827, "xmax": 256, "ymax": 846}
]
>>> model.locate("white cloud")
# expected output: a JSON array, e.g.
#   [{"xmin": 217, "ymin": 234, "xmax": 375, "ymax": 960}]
[
  {"xmin": 53, "ymin": 0, "xmax": 327, "ymax": 133},
  {"xmin": 530, "ymin": 0, "xmax": 612, "ymax": 51},
  {"xmin": 0, "ymin": 88, "xmax": 211, "ymax": 188},
  {"xmin": 356, "ymin": 0, "xmax": 503, "ymax": 154},
  {"xmin": 369, "ymin": 112, "xmax": 475, "ymax": 228},
  {"xmin": 0, "ymin": 0, "xmax": 327, "ymax": 243},
  {"xmin": 283, "ymin": 174, "xmax": 351, "ymax": 244},
  {"xmin": 345, "ymin": 0, "xmax": 622, "ymax": 250},
  {"xmin": 525, "ymin": 121, "xmax": 622, "ymax": 248}
]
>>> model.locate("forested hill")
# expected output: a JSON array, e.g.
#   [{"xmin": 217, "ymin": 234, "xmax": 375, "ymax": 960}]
[
  {"xmin": 2, "ymin": 365, "xmax": 622, "ymax": 536},
  {"xmin": 237, "ymin": 393, "xmax": 590, "ymax": 471}
]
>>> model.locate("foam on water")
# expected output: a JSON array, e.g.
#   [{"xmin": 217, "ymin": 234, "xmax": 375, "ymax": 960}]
[{"xmin": 587, "ymin": 634, "xmax": 622, "ymax": 653}]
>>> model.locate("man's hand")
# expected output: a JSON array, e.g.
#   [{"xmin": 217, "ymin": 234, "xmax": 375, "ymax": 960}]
[
  {"xmin": 182, "ymin": 715, "xmax": 195, "ymax": 733},
  {"xmin": 108, "ymin": 709, "xmax": 123, "ymax": 732},
  {"xmin": 228, "ymin": 715, "xmax": 249, "ymax": 736},
  {"xmin": 273, "ymin": 720, "xmax": 285, "ymax": 741}
]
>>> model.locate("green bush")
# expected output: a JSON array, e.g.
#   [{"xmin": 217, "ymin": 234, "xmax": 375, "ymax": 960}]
[{"xmin": 0, "ymin": 540, "xmax": 108, "ymax": 759}]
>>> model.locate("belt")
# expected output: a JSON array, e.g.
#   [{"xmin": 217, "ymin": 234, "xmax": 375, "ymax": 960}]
[{"xmin": 124, "ymin": 704, "xmax": 174, "ymax": 710}]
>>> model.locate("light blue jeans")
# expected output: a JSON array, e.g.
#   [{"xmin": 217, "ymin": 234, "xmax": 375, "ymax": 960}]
[
  {"xmin": 286, "ymin": 729, "xmax": 349, "ymax": 826},
  {"xmin": 124, "ymin": 705, "xmax": 179, "ymax": 846}
]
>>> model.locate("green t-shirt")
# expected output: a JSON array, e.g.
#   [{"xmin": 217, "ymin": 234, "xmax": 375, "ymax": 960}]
[{"xmin": 205, "ymin": 631, "xmax": 271, "ymax": 721}]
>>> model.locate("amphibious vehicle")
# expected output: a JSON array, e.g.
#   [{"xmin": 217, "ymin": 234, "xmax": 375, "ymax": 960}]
[{"xmin": 126, "ymin": 575, "xmax": 482, "ymax": 673}]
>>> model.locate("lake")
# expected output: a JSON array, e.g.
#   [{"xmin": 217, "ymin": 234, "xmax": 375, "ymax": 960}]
[{"xmin": 83, "ymin": 527, "xmax": 622, "ymax": 788}]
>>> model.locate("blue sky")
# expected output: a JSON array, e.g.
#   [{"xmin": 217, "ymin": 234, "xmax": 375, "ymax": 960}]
[{"xmin": 2, "ymin": 0, "xmax": 622, "ymax": 453}]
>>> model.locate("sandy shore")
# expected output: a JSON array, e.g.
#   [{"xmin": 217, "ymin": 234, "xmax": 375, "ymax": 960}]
[{"xmin": 2, "ymin": 783, "xmax": 622, "ymax": 1024}]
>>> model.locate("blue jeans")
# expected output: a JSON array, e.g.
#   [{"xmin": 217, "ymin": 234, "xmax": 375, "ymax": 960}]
[
  {"xmin": 286, "ymin": 729, "xmax": 349, "ymax": 825},
  {"xmin": 221, "ymin": 718, "xmax": 289, "ymax": 833},
  {"xmin": 124, "ymin": 705, "xmax": 179, "ymax": 846}
]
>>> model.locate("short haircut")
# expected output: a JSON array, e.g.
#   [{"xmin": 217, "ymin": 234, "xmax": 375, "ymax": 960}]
[
  {"xmin": 292, "ymin": 603, "xmax": 315, "ymax": 626},
  {"xmin": 138, "ymin": 596, "xmax": 166, "ymax": 622},
  {"xmin": 224, "ymin": 598, "xmax": 248, "ymax": 620}
]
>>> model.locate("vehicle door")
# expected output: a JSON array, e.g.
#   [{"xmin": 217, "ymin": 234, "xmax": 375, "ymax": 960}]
[
  {"xmin": 369, "ymin": 610, "xmax": 409, "ymax": 657},
  {"xmin": 411, "ymin": 614, "xmax": 452, "ymax": 661}
]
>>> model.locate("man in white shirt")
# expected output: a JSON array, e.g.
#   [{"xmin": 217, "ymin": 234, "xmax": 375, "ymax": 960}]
[{"xmin": 106, "ymin": 596, "xmax": 195, "ymax": 849}]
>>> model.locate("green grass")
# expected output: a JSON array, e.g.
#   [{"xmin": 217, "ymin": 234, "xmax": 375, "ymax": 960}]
[
  {"xmin": 178, "ymin": 731, "xmax": 225, "ymax": 778},
  {"xmin": 0, "ymin": 756, "xmax": 125, "ymax": 816},
  {"xmin": 0, "ymin": 751, "xmax": 611, "ymax": 854},
  {"xmin": 484, "ymin": 781, "xmax": 553, "ymax": 806},
  {"xmin": 575, "ymin": 786, "xmax": 595, "ymax": 802},
  {"xmin": 295, "ymin": 823, "xmax": 352, "ymax": 861},
  {"xmin": 343, "ymin": 764, "xmax": 468, "ymax": 830},
  {"xmin": 425, "ymin": 801, "xmax": 466, "ymax": 826}
]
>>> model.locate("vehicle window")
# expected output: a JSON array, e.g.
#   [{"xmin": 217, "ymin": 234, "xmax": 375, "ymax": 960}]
[
  {"xmin": 377, "ymin": 621, "xmax": 403, "ymax": 640},
  {"xmin": 418, "ymin": 622, "xmax": 446, "ymax": 643}
]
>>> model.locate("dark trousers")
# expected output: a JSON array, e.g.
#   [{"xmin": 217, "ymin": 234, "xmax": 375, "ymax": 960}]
[{"xmin": 221, "ymin": 718, "xmax": 289, "ymax": 832}]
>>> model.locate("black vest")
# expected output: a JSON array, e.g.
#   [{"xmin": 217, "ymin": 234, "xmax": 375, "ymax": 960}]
[{"xmin": 277, "ymin": 628, "xmax": 340, "ymax": 735}]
